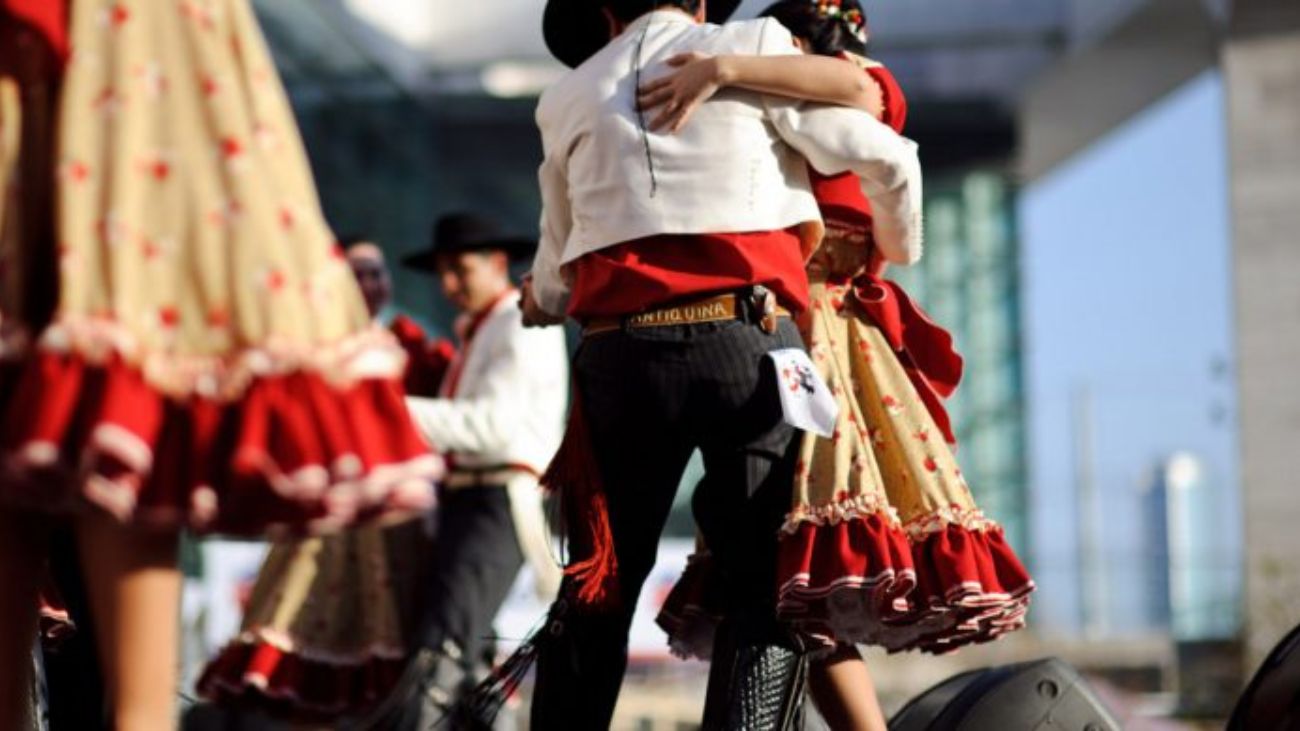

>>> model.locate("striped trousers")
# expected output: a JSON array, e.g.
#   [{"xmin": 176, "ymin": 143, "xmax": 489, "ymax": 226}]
[{"xmin": 532, "ymin": 316, "xmax": 804, "ymax": 729}]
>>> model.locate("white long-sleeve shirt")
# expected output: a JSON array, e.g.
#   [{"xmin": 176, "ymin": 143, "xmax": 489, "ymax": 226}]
[
  {"xmin": 531, "ymin": 11, "xmax": 924, "ymax": 315},
  {"xmin": 404, "ymin": 291, "xmax": 568, "ymax": 474}
]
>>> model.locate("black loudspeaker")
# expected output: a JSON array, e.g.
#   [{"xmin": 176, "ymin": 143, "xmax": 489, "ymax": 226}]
[
  {"xmin": 889, "ymin": 657, "xmax": 1122, "ymax": 731},
  {"xmin": 1229, "ymin": 622, "xmax": 1300, "ymax": 731}
]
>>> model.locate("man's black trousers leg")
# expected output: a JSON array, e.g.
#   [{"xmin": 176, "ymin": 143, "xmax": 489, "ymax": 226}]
[
  {"xmin": 530, "ymin": 319, "xmax": 803, "ymax": 730},
  {"xmin": 419, "ymin": 487, "xmax": 524, "ymax": 702}
]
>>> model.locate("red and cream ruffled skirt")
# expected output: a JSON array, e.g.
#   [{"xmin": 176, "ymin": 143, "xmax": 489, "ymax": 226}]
[
  {"xmin": 198, "ymin": 520, "xmax": 427, "ymax": 722},
  {"xmin": 0, "ymin": 0, "xmax": 439, "ymax": 533},
  {"xmin": 659, "ymin": 248, "xmax": 1033, "ymax": 658}
]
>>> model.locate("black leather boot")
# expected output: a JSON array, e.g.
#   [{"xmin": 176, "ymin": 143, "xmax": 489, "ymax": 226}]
[{"xmin": 702, "ymin": 617, "xmax": 808, "ymax": 731}]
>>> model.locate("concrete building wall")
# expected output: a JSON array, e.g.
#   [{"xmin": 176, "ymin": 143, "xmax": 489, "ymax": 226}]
[{"xmin": 1223, "ymin": 1, "xmax": 1300, "ymax": 671}]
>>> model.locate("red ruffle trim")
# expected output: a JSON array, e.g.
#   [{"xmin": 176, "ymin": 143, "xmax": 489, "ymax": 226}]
[
  {"xmin": 778, "ymin": 514, "xmax": 1034, "ymax": 654},
  {"xmin": 197, "ymin": 637, "xmax": 405, "ymax": 723},
  {"xmin": 0, "ymin": 352, "xmax": 440, "ymax": 535},
  {"xmin": 777, "ymin": 511, "xmax": 918, "ymax": 626},
  {"xmin": 657, "ymin": 512, "xmax": 1034, "ymax": 659}
]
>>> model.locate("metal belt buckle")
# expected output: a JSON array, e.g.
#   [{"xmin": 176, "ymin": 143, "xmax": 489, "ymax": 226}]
[{"xmin": 752, "ymin": 285, "xmax": 778, "ymax": 334}]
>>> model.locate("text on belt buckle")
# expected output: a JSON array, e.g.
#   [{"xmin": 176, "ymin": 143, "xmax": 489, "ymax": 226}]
[{"xmin": 626, "ymin": 298, "xmax": 733, "ymax": 328}]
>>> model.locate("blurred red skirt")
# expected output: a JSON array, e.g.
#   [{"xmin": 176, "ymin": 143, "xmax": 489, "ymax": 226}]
[{"xmin": 0, "ymin": 1, "xmax": 440, "ymax": 533}]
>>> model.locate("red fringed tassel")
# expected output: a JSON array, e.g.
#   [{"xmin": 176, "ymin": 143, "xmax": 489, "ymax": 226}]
[
  {"xmin": 541, "ymin": 388, "xmax": 620, "ymax": 611},
  {"xmin": 562, "ymin": 490, "xmax": 619, "ymax": 608},
  {"xmin": 458, "ymin": 389, "xmax": 623, "ymax": 728}
]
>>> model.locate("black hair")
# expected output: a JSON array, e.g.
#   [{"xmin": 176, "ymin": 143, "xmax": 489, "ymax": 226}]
[
  {"xmin": 760, "ymin": 0, "xmax": 868, "ymax": 57},
  {"xmin": 604, "ymin": 0, "xmax": 701, "ymax": 24}
]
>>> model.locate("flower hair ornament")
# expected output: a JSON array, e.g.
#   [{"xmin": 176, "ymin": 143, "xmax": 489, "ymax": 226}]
[{"xmin": 813, "ymin": 0, "xmax": 869, "ymax": 45}]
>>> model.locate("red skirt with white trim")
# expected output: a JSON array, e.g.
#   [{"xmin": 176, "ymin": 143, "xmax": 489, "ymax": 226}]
[
  {"xmin": 657, "ymin": 245, "xmax": 1033, "ymax": 657},
  {"xmin": 0, "ymin": 0, "xmax": 440, "ymax": 532}
]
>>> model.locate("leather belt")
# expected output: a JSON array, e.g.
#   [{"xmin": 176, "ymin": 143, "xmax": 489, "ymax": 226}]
[{"xmin": 583, "ymin": 288, "xmax": 791, "ymax": 337}]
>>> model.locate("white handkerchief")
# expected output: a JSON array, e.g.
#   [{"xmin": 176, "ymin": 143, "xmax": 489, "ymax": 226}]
[{"xmin": 767, "ymin": 348, "xmax": 839, "ymax": 438}]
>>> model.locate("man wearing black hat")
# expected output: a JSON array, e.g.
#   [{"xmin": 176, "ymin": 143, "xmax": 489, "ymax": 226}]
[
  {"xmin": 384, "ymin": 213, "xmax": 568, "ymax": 728},
  {"xmin": 516, "ymin": 0, "xmax": 924, "ymax": 728}
]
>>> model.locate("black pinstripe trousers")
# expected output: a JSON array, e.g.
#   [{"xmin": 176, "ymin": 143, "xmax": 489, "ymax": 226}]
[{"xmin": 531, "ymin": 317, "xmax": 804, "ymax": 729}]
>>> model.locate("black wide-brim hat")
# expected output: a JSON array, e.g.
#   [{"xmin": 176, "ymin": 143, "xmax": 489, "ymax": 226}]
[
  {"xmin": 401, "ymin": 213, "xmax": 536, "ymax": 272},
  {"xmin": 544, "ymin": 0, "xmax": 743, "ymax": 69}
]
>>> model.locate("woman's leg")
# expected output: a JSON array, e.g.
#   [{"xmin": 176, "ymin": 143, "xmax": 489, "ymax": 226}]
[
  {"xmin": 77, "ymin": 513, "xmax": 180, "ymax": 731},
  {"xmin": 0, "ymin": 510, "xmax": 46, "ymax": 728},
  {"xmin": 808, "ymin": 644, "xmax": 889, "ymax": 731}
]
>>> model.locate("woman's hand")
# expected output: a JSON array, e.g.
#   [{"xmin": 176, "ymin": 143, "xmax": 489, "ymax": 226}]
[{"xmin": 637, "ymin": 52, "xmax": 727, "ymax": 133}]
